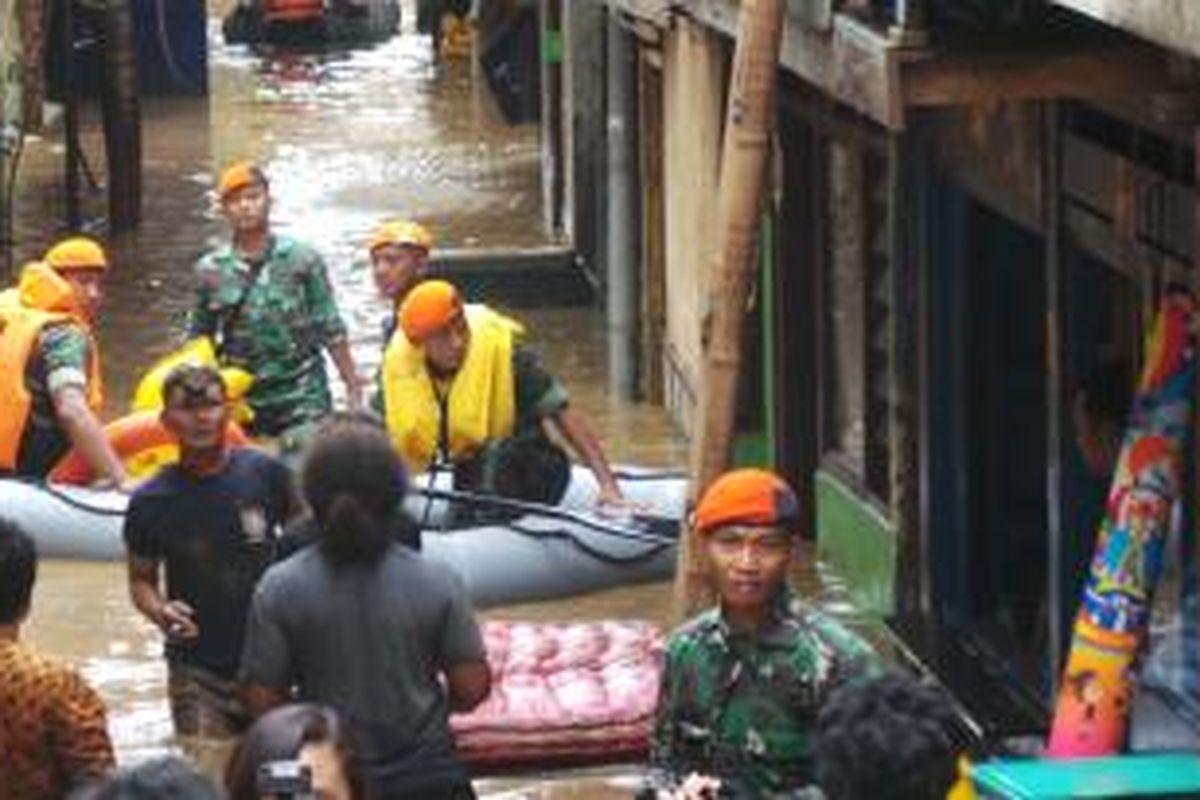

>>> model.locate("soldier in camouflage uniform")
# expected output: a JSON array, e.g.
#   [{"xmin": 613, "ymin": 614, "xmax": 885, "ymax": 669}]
[
  {"xmin": 190, "ymin": 163, "xmax": 364, "ymax": 440},
  {"xmin": 647, "ymin": 469, "xmax": 878, "ymax": 799}
]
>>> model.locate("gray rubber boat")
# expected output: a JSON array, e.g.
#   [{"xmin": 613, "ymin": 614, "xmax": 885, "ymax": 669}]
[{"xmin": 0, "ymin": 466, "xmax": 686, "ymax": 608}]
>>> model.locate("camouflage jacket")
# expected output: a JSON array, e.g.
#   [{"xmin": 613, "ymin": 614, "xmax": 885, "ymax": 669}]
[
  {"xmin": 647, "ymin": 589, "xmax": 878, "ymax": 799},
  {"xmin": 17, "ymin": 323, "xmax": 92, "ymax": 476},
  {"xmin": 190, "ymin": 235, "xmax": 347, "ymax": 437}
]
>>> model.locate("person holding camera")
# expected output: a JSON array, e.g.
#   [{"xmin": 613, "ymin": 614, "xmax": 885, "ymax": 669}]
[
  {"xmin": 225, "ymin": 703, "xmax": 365, "ymax": 800},
  {"xmin": 239, "ymin": 416, "xmax": 490, "ymax": 799}
]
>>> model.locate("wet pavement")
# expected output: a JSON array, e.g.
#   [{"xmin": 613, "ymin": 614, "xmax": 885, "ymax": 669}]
[{"xmin": 9, "ymin": 2, "xmax": 876, "ymax": 795}]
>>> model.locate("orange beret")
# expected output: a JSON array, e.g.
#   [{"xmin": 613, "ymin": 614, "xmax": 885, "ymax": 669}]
[
  {"xmin": 43, "ymin": 236, "xmax": 108, "ymax": 272},
  {"xmin": 399, "ymin": 280, "xmax": 463, "ymax": 343},
  {"xmin": 693, "ymin": 469, "xmax": 799, "ymax": 535},
  {"xmin": 216, "ymin": 161, "xmax": 267, "ymax": 199},
  {"xmin": 368, "ymin": 220, "xmax": 434, "ymax": 254}
]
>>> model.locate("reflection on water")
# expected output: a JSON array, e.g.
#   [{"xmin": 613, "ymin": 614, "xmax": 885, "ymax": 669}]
[{"xmin": 12, "ymin": 2, "xmax": 871, "ymax": 795}]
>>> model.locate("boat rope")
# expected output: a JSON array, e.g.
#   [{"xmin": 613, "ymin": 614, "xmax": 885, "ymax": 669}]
[
  {"xmin": 413, "ymin": 486, "xmax": 678, "ymax": 544},
  {"xmin": 15, "ymin": 479, "xmax": 128, "ymax": 517},
  {"xmin": 504, "ymin": 521, "xmax": 671, "ymax": 566},
  {"xmin": 10, "ymin": 480, "xmax": 685, "ymax": 539},
  {"xmin": 611, "ymin": 467, "xmax": 687, "ymax": 481}
]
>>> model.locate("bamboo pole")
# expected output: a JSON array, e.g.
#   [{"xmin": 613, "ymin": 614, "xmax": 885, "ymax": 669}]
[
  {"xmin": 20, "ymin": 0, "xmax": 45, "ymax": 130},
  {"xmin": 101, "ymin": 0, "xmax": 141, "ymax": 229},
  {"xmin": 1, "ymin": 0, "xmax": 19, "ymax": 280},
  {"xmin": 672, "ymin": 0, "xmax": 787, "ymax": 619}
]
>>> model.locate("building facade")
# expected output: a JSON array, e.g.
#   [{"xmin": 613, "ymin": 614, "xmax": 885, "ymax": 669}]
[{"xmin": 595, "ymin": 0, "xmax": 1200, "ymax": 745}]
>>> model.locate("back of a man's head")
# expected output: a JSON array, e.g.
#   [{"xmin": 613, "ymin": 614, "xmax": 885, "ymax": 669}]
[
  {"xmin": 815, "ymin": 670, "xmax": 962, "ymax": 800},
  {"xmin": 70, "ymin": 756, "xmax": 221, "ymax": 800},
  {"xmin": 0, "ymin": 517, "xmax": 37, "ymax": 626},
  {"xmin": 303, "ymin": 414, "xmax": 408, "ymax": 565}
]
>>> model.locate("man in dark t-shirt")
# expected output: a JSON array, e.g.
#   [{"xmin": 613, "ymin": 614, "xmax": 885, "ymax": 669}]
[{"xmin": 124, "ymin": 365, "xmax": 297, "ymax": 783}]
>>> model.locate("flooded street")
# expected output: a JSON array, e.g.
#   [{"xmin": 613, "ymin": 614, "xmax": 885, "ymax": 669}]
[{"xmin": 9, "ymin": 3, "xmax": 872, "ymax": 795}]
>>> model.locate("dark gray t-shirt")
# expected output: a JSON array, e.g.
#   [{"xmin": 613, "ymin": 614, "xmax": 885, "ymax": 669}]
[{"xmin": 240, "ymin": 543, "xmax": 485, "ymax": 786}]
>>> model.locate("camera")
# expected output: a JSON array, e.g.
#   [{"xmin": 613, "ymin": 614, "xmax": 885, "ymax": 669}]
[{"xmin": 257, "ymin": 760, "xmax": 315, "ymax": 799}]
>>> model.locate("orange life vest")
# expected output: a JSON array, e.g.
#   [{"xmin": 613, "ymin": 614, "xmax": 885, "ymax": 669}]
[
  {"xmin": 0, "ymin": 263, "xmax": 104, "ymax": 471},
  {"xmin": 49, "ymin": 410, "xmax": 250, "ymax": 485},
  {"xmin": 262, "ymin": 0, "xmax": 324, "ymax": 24}
]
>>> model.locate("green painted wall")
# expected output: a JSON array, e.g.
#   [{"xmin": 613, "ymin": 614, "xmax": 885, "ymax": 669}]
[
  {"xmin": 815, "ymin": 470, "xmax": 896, "ymax": 616},
  {"xmin": 733, "ymin": 209, "xmax": 776, "ymax": 469}
]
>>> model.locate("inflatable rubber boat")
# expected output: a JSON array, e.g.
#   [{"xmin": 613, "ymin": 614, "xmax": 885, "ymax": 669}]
[
  {"xmin": 0, "ymin": 466, "xmax": 685, "ymax": 608},
  {"xmin": 223, "ymin": 0, "xmax": 401, "ymax": 46}
]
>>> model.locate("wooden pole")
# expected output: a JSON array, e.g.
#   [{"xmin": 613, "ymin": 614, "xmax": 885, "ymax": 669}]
[
  {"xmin": 101, "ymin": 0, "xmax": 141, "ymax": 229},
  {"xmin": 672, "ymin": 0, "xmax": 787, "ymax": 619},
  {"xmin": 62, "ymin": 0, "xmax": 81, "ymax": 230},
  {"xmin": 1, "ymin": 0, "xmax": 19, "ymax": 280},
  {"xmin": 20, "ymin": 0, "xmax": 45, "ymax": 130}
]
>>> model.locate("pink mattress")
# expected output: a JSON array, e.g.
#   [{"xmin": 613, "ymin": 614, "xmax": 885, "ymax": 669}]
[{"xmin": 450, "ymin": 620, "xmax": 664, "ymax": 770}]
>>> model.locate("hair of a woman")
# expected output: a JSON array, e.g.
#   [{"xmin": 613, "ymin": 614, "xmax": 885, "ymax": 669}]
[{"xmin": 225, "ymin": 703, "xmax": 367, "ymax": 800}]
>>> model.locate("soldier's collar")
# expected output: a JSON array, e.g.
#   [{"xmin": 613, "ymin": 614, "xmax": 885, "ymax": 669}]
[
  {"xmin": 224, "ymin": 234, "xmax": 293, "ymax": 268},
  {"xmin": 714, "ymin": 586, "xmax": 802, "ymax": 649}
]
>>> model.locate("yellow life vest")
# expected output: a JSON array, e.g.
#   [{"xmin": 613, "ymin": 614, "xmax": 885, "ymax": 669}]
[
  {"xmin": 382, "ymin": 304, "xmax": 524, "ymax": 474},
  {"xmin": 0, "ymin": 262, "xmax": 104, "ymax": 470}
]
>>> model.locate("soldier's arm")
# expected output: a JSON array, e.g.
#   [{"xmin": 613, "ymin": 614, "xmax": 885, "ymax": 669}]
[
  {"xmin": 301, "ymin": 250, "xmax": 363, "ymax": 406},
  {"xmin": 41, "ymin": 325, "xmax": 127, "ymax": 487},
  {"xmin": 52, "ymin": 387, "xmax": 127, "ymax": 489},
  {"xmin": 187, "ymin": 257, "xmax": 220, "ymax": 339},
  {"xmin": 552, "ymin": 406, "xmax": 625, "ymax": 505},
  {"xmin": 327, "ymin": 335, "xmax": 365, "ymax": 410},
  {"xmin": 514, "ymin": 345, "xmax": 627, "ymax": 506}
]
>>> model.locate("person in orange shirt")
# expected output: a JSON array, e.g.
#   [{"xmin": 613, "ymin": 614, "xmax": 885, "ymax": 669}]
[
  {"xmin": 0, "ymin": 517, "xmax": 115, "ymax": 797},
  {"xmin": 0, "ymin": 236, "xmax": 128, "ymax": 487}
]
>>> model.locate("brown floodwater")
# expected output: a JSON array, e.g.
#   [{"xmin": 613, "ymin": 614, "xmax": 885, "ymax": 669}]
[{"xmin": 9, "ymin": 3, "xmax": 875, "ymax": 795}]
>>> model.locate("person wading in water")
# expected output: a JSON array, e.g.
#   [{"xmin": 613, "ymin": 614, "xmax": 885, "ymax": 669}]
[
  {"xmin": 189, "ymin": 162, "xmax": 364, "ymax": 446},
  {"xmin": 125, "ymin": 365, "xmax": 298, "ymax": 782}
]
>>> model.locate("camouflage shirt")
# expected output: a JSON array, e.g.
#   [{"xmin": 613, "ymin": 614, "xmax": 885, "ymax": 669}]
[
  {"xmin": 190, "ymin": 235, "xmax": 348, "ymax": 437},
  {"xmin": 648, "ymin": 589, "xmax": 878, "ymax": 799},
  {"xmin": 17, "ymin": 322, "xmax": 93, "ymax": 476}
]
